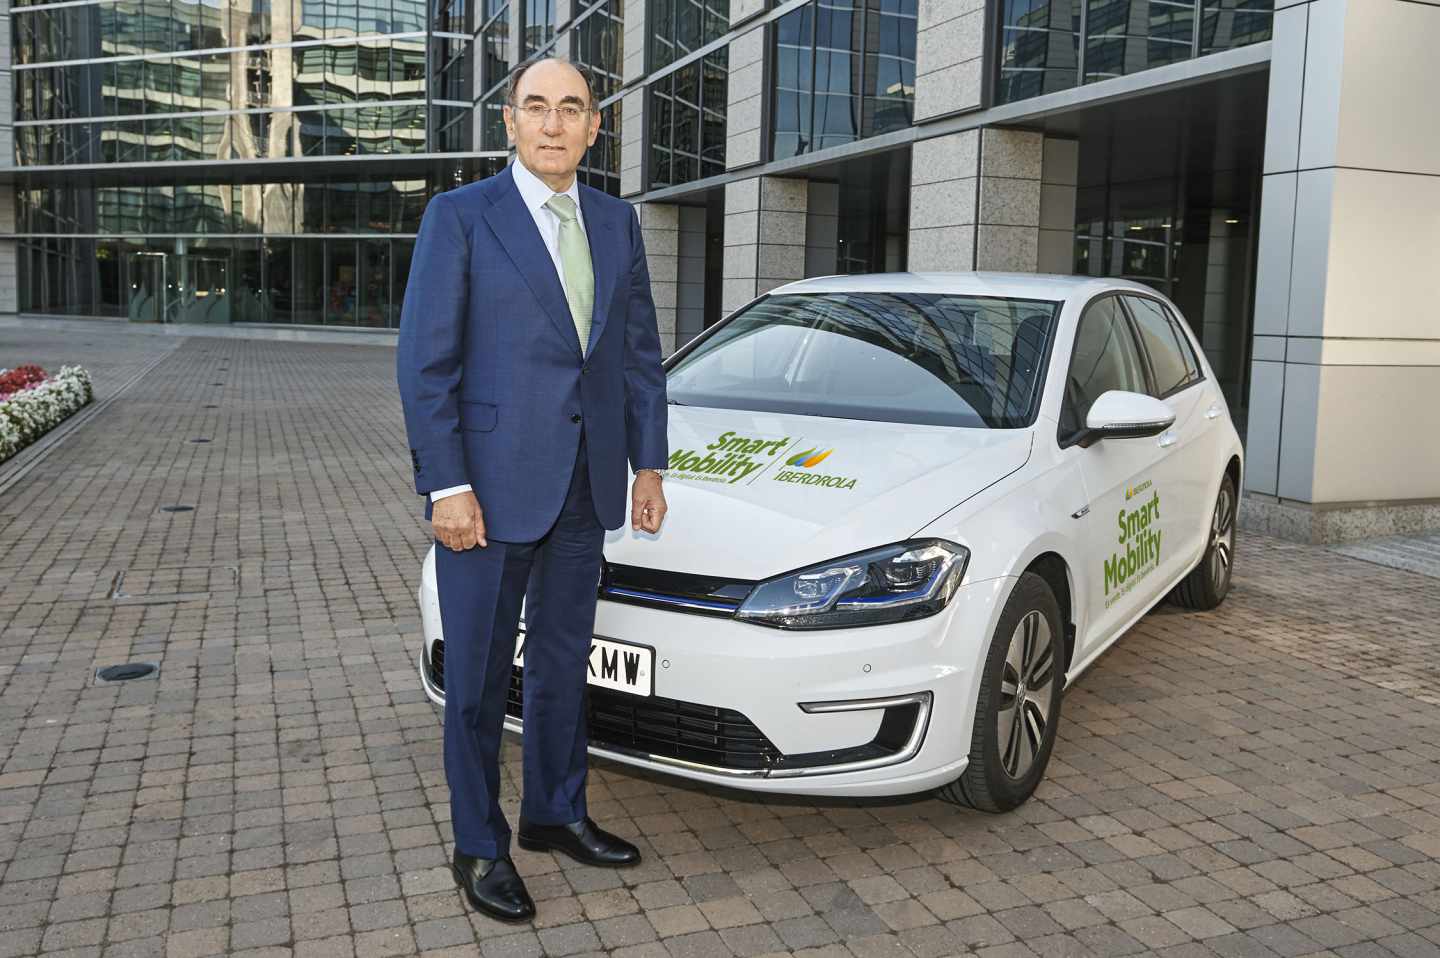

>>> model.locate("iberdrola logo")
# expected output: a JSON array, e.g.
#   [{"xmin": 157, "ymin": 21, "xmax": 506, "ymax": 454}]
[
  {"xmin": 774, "ymin": 446, "xmax": 855, "ymax": 489},
  {"xmin": 786, "ymin": 448, "xmax": 832, "ymax": 469}
]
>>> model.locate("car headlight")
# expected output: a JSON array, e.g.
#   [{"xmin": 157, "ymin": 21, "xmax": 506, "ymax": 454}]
[{"xmin": 735, "ymin": 539, "xmax": 969, "ymax": 630}]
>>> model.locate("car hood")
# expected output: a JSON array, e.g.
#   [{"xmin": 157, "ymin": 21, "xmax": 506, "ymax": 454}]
[{"xmin": 604, "ymin": 405, "xmax": 1033, "ymax": 580}]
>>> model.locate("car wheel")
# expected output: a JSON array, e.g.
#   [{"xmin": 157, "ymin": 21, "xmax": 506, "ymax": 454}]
[
  {"xmin": 1170, "ymin": 472, "xmax": 1236, "ymax": 611},
  {"xmin": 939, "ymin": 572, "xmax": 1063, "ymax": 813}
]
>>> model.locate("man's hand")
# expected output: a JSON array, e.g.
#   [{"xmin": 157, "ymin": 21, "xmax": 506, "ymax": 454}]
[
  {"xmin": 631, "ymin": 471, "xmax": 667, "ymax": 533},
  {"xmin": 433, "ymin": 491, "xmax": 488, "ymax": 550}
]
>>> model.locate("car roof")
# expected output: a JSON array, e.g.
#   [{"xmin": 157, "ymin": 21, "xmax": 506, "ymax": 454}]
[{"xmin": 766, "ymin": 271, "xmax": 1165, "ymax": 301}]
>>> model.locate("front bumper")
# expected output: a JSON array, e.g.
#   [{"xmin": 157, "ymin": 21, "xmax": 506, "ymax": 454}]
[{"xmin": 418, "ymin": 573, "xmax": 1011, "ymax": 797}]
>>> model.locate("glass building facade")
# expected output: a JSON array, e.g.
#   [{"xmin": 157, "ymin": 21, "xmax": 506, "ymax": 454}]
[
  {"xmin": 771, "ymin": 0, "xmax": 917, "ymax": 161},
  {"xmin": 12, "ymin": 0, "xmax": 629, "ymax": 323},
  {"xmin": 648, "ymin": 0, "xmax": 728, "ymax": 71},
  {"xmin": 571, "ymin": 0, "xmax": 624, "ymax": 196},
  {"xmin": 646, "ymin": 48, "xmax": 727, "ymax": 189},
  {"xmin": 995, "ymin": 0, "xmax": 1273, "ymax": 104},
  {"xmin": 644, "ymin": 0, "xmax": 728, "ymax": 190}
]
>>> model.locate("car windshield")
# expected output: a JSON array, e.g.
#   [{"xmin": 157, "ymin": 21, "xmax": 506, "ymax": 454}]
[{"xmin": 666, "ymin": 291, "xmax": 1061, "ymax": 428}]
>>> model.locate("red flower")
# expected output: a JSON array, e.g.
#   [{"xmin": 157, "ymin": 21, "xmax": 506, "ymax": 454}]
[{"xmin": 0, "ymin": 364, "xmax": 48, "ymax": 398}]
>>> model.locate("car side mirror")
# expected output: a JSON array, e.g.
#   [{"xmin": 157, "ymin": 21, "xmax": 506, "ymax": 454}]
[{"xmin": 1077, "ymin": 391, "xmax": 1175, "ymax": 448}]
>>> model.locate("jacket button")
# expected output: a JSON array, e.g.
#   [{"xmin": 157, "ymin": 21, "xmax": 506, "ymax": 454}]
[{"xmin": 570, "ymin": 413, "xmax": 582, "ymax": 423}]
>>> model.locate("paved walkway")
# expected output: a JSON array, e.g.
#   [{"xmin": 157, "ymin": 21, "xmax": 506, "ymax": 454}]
[
  {"xmin": 1333, "ymin": 536, "xmax": 1440, "ymax": 582},
  {"xmin": 2, "ymin": 323, "xmax": 1439, "ymax": 958}
]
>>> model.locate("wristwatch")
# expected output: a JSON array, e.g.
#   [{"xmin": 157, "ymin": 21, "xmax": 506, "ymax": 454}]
[{"xmin": 636, "ymin": 468, "xmax": 666, "ymax": 481}]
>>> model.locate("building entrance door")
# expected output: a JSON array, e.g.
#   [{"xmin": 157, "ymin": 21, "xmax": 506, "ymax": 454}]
[
  {"xmin": 127, "ymin": 252, "xmax": 168, "ymax": 323},
  {"xmin": 175, "ymin": 255, "xmax": 231, "ymax": 324}
]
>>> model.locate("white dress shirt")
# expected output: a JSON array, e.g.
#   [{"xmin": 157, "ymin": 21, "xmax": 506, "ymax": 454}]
[{"xmin": 429, "ymin": 159, "xmax": 588, "ymax": 504}]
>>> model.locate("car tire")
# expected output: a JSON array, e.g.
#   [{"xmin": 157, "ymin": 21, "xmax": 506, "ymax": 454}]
[
  {"xmin": 1170, "ymin": 472, "xmax": 1236, "ymax": 611},
  {"xmin": 938, "ymin": 572, "xmax": 1063, "ymax": 813}
]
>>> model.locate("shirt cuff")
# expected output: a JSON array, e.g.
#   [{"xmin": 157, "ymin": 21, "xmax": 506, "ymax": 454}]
[{"xmin": 429, "ymin": 483, "xmax": 473, "ymax": 502}]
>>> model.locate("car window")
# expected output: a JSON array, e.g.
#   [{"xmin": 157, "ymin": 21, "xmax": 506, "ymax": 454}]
[
  {"xmin": 1060, "ymin": 296, "xmax": 1149, "ymax": 437},
  {"xmin": 666, "ymin": 292, "xmax": 1060, "ymax": 428},
  {"xmin": 1124, "ymin": 295, "xmax": 1201, "ymax": 397}
]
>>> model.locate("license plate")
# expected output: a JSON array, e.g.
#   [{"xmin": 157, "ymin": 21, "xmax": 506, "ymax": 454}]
[{"xmin": 513, "ymin": 633, "xmax": 654, "ymax": 697}]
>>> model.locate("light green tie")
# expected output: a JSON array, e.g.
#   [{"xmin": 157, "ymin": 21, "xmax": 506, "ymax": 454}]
[{"xmin": 544, "ymin": 194, "xmax": 594, "ymax": 356}]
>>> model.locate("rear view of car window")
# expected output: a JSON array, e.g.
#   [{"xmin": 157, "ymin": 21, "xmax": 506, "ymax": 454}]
[
  {"xmin": 1124, "ymin": 295, "xmax": 1201, "ymax": 397},
  {"xmin": 1060, "ymin": 296, "xmax": 1148, "ymax": 435},
  {"xmin": 665, "ymin": 292, "xmax": 1061, "ymax": 428}
]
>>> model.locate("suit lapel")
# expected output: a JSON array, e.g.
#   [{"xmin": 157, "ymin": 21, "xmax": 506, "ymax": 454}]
[
  {"xmin": 481, "ymin": 169, "xmax": 583, "ymax": 358},
  {"xmin": 579, "ymin": 186, "xmax": 617, "ymax": 355}
]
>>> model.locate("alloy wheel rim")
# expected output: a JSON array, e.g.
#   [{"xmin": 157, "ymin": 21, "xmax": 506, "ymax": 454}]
[
  {"xmin": 1209, "ymin": 485, "xmax": 1235, "ymax": 594},
  {"xmin": 997, "ymin": 610, "xmax": 1056, "ymax": 779}
]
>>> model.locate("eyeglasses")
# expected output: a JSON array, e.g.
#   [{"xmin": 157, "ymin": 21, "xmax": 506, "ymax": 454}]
[{"xmin": 516, "ymin": 103, "xmax": 590, "ymax": 124}]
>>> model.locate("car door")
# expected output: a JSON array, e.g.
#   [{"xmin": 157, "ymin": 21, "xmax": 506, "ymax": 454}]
[
  {"xmin": 1058, "ymin": 295, "xmax": 1172, "ymax": 657},
  {"xmin": 1120, "ymin": 294, "xmax": 1212, "ymax": 578}
]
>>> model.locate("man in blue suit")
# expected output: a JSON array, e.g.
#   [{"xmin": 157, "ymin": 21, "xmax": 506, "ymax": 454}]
[{"xmin": 396, "ymin": 57, "xmax": 669, "ymax": 923}]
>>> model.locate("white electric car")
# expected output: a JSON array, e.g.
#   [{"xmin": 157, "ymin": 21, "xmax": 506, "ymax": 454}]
[{"xmin": 418, "ymin": 273, "xmax": 1242, "ymax": 811}]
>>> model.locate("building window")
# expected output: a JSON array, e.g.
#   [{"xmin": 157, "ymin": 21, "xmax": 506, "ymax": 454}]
[
  {"xmin": 647, "ymin": 49, "xmax": 727, "ymax": 189},
  {"xmin": 436, "ymin": 0, "xmax": 470, "ymax": 34},
  {"xmin": 1084, "ymin": 0, "xmax": 1194, "ymax": 81},
  {"xmin": 996, "ymin": 0, "xmax": 1081, "ymax": 103},
  {"xmin": 649, "ymin": 0, "xmax": 729, "ymax": 71},
  {"xmin": 572, "ymin": 0, "xmax": 625, "ymax": 195},
  {"xmin": 996, "ymin": 0, "xmax": 1273, "ymax": 104},
  {"xmin": 772, "ymin": 0, "xmax": 916, "ymax": 162},
  {"xmin": 525, "ymin": 0, "xmax": 556, "ymax": 53},
  {"xmin": 1200, "ymin": 0, "xmax": 1273, "ymax": 54},
  {"xmin": 481, "ymin": 2, "xmax": 512, "ymax": 89}
]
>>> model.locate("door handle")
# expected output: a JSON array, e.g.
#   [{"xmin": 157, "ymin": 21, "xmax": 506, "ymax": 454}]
[
  {"xmin": 1158, "ymin": 430, "xmax": 1179, "ymax": 448},
  {"xmin": 1205, "ymin": 402, "xmax": 1223, "ymax": 420}
]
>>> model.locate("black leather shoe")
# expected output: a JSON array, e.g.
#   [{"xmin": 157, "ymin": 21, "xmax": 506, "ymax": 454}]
[
  {"xmin": 451, "ymin": 851, "xmax": 535, "ymax": 922},
  {"xmin": 517, "ymin": 817, "xmax": 641, "ymax": 867}
]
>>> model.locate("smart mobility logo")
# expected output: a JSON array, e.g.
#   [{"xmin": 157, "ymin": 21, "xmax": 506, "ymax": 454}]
[
  {"xmin": 666, "ymin": 430, "xmax": 859, "ymax": 490},
  {"xmin": 786, "ymin": 448, "xmax": 832, "ymax": 469}
]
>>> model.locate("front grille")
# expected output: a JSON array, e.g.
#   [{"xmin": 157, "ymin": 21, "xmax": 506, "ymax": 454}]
[
  {"xmin": 427, "ymin": 639, "xmax": 779, "ymax": 770},
  {"xmin": 600, "ymin": 563, "xmax": 753, "ymax": 617},
  {"xmin": 506, "ymin": 667, "xmax": 781, "ymax": 770}
]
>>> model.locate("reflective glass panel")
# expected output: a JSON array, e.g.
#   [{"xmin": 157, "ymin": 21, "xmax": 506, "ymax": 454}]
[
  {"xmin": 770, "ymin": 0, "xmax": 915, "ymax": 161},
  {"xmin": 649, "ymin": 0, "xmax": 729, "ymax": 71},
  {"xmin": 997, "ymin": 0, "xmax": 1080, "ymax": 102},
  {"xmin": 526, "ymin": 0, "xmax": 556, "ymax": 53},
  {"xmin": 647, "ymin": 48, "xmax": 726, "ymax": 189}
]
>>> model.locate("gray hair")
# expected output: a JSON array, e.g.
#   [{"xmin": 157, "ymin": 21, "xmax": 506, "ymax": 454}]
[{"xmin": 505, "ymin": 57, "xmax": 597, "ymax": 110}]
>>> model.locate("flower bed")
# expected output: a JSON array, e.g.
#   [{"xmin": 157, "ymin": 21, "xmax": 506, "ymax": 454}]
[
  {"xmin": 0, "ymin": 364, "xmax": 94, "ymax": 463},
  {"xmin": 0, "ymin": 364, "xmax": 48, "ymax": 398}
]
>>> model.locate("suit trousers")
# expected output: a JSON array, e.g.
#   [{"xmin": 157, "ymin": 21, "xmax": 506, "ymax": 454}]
[{"xmin": 435, "ymin": 431, "xmax": 604, "ymax": 859}]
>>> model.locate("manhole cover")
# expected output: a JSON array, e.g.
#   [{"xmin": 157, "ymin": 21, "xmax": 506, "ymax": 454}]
[
  {"xmin": 189, "ymin": 438, "xmax": 212, "ymax": 444},
  {"xmin": 160, "ymin": 505, "xmax": 194, "ymax": 513},
  {"xmin": 203, "ymin": 404, "xmax": 219, "ymax": 409},
  {"xmin": 96, "ymin": 662, "xmax": 158, "ymax": 683}
]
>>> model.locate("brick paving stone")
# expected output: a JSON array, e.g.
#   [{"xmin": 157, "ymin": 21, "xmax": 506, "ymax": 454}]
[
  {"xmin": 5, "ymin": 323, "xmax": 1440, "ymax": 958},
  {"xmin": 716, "ymin": 923, "xmax": 785, "ymax": 957},
  {"xmin": 662, "ymin": 930, "xmax": 733, "ymax": 958},
  {"xmin": 479, "ymin": 932, "xmax": 544, "ymax": 958}
]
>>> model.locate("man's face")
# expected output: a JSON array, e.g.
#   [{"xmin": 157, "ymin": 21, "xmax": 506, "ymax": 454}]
[{"xmin": 503, "ymin": 60, "xmax": 601, "ymax": 185}]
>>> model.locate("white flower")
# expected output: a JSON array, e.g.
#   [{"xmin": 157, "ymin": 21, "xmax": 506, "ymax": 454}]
[{"xmin": 0, "ymin": 365, "xmax": 94, "ymax": 462}]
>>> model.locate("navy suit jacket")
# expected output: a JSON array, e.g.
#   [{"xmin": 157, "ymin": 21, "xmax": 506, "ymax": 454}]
[{"xmin": 396, "ymin": 165, "xmax": 668, "ymax": 542}]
